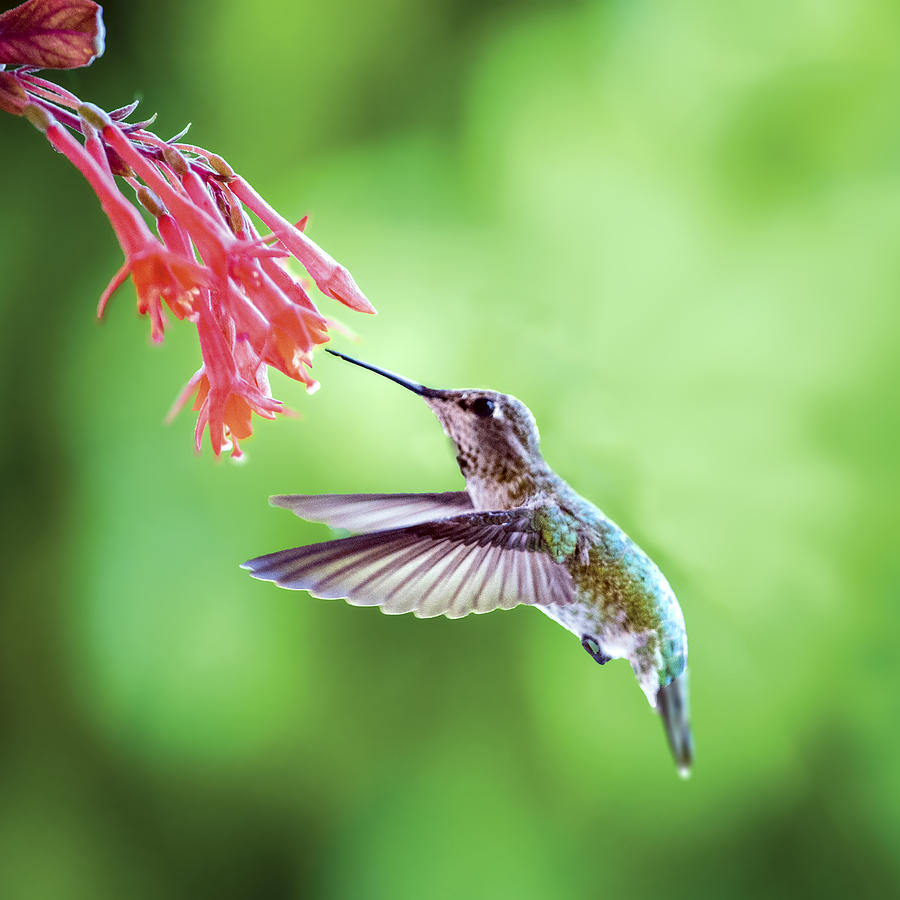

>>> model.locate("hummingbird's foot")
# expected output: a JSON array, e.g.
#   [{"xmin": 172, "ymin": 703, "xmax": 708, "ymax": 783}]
[{"xmin": 581, "ymin": 634, "xmax": 611, "ymax": 666}]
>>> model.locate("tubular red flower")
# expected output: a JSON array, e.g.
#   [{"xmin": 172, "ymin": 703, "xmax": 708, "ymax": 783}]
[
  {"xmin": 190, "ymin": 303, "xmax": 283, "ymax": 458},
  {"xmin": 5, "ymin": 21, "xmax": 375, "ymax": 456},
  {"xmin": 30, "ymin": 107, "xmax": 208, "ymax": 341},
  {"xmin": 229, "ymin": 176, "xmax": 376, "ymax": 315}
]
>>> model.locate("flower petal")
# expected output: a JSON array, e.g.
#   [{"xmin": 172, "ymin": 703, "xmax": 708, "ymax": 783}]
[
  {"xmin": 97, "ymin": 259, "xmax": 130, "ymax": 317},
  {"xmin": 0, "ymin": 0, "xmax": 105, "ymax": 69}
]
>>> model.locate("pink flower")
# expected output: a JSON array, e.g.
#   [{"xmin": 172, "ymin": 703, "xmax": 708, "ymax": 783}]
[
  {"xmin": 25, "ymin": 104, "xmax": 208, "ymax": 343},
  {"xmin": 3, "ymin": 1, "xmax": 376, "ymax": 456},
  {"xmin": 185, "ymin": 307, "xmax": 284, "ymax": 459},
  {"xmin": 230, "ymin": 177, "xmax": 376, "ymax": 315}
]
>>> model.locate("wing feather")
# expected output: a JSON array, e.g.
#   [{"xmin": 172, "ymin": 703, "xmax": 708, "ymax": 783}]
[
  {"xmin": 243, "ymin": 508, "xmax": 576, "ymax": 618},
  {"xmin": 269, "ymin": 492, "xmax": 473, "ymax": 533}
]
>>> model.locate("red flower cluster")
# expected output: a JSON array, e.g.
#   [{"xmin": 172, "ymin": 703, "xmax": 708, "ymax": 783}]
[{"xmin": 1, "ymin": 0, "xmax": 375, "ymax": 456}]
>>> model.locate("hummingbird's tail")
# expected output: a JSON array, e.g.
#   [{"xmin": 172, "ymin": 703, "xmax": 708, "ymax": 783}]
[{"xmin": 657, "ymin": 672, "xmax": 693, "ymax": 778}]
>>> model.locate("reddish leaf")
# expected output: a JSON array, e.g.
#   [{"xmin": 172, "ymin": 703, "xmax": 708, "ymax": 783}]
[
  {"xmin": 0, "ymin": 0, "xmax": 105, "ymax": 69},
  {"xmin": 0, "ymin": 69, "xmax": 27, "ymax": 113}
]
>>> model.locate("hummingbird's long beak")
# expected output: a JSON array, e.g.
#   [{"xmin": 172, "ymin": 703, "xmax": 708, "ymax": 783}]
[
  {"xmin": 657, "ymin": 673, "xmax": 693, "ymax": 778},
  {"xmin": 325, "ymin": 348, "xmax": 440, "ymax": 397}
]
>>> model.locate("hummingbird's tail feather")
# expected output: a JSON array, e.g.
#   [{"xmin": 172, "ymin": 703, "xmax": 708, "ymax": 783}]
[
  {"xmin": 242, "ymin": 508, "xmax": 575, "ymax": 618},
  {"xmin": 269, "ymin": 491, "xmax": 473, "ymax": 533},
  {"xmin": 656, "ymin": 672, "xmax": 693, "ymax": 777}
]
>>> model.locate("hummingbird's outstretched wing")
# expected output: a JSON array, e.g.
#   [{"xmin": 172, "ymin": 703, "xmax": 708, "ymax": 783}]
[
  {"xmin": 242, "ymin": 509, "xmax": 575, "ymax": 618},
  {"xmin": 269, "ymin": 491, "xmax": 473, "ymax": 533}
]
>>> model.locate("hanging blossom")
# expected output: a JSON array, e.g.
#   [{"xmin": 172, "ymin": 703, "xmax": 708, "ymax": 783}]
[{"xmin": 0, "ymin": 0, "xmax": 375, "ymax": 457}]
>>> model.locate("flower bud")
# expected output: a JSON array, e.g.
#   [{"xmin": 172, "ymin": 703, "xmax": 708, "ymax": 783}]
[
  {"xmin": 22, "ymin": 102, "xmax": 51, "ymax": 132},
  {"xmin": 229, "ymin": 203, "xmax": 246, "ymax": 236},
  {"xmin": 137, "ymin": 186, "xmax": 166, "ymax": 218},
  {"xmin": 206, "ymin": 153, "xmax": 234, "ymax": 179},
  {"xmin": 78, "ymin": 101, "xmax": 111, "ymax": 130},
  {"xmin": 161, "ymin": 144, "xmax": 188, "ymax": 177},
  {"xmin": 212, "ymin": 185, "xmax": 244, "ymax": 236},
  {"xmin": 104, "ymin": 146, "xmax": 133, "ymax": 178}
]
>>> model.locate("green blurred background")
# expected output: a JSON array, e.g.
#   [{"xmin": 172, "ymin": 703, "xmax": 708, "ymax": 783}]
[{"xmin": 2, "ymin": 0, "xmax": 899, "ymax": 896}]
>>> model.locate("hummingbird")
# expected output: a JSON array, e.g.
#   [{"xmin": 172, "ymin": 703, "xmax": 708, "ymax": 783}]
[{"xmin": 243, "ymin": 349, "xmax": 693, "ymax": 775}]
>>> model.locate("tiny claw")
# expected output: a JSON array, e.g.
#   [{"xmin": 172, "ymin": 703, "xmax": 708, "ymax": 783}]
[{"xmin": 581, "ymin": 634, "xmax": 611, "ymax": 665}]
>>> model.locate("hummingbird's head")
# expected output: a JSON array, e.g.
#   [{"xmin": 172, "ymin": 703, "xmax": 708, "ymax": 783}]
[
  {"xmin": 325, "ymin": 350, "xmax": 547, "ymax": 503},
  {"xmin": 422, "ymin": 390, "xmax": 542, "ymax": 477}
]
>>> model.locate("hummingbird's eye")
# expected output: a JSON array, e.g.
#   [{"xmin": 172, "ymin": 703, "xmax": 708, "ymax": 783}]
[{"xmin": 471, "ymin": 397, "xmax": 495, "ymax": 418}]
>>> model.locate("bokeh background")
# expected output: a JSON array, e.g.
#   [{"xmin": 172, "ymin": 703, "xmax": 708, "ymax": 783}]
[{"xmin": 2, "ymin": 0, "xmax": 899, "ymax": 896}]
